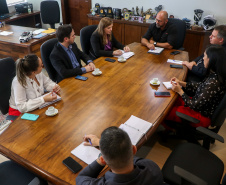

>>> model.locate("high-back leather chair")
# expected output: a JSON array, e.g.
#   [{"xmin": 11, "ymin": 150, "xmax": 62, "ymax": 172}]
[
  {"xmin": 80, "ymin": 25, "xmax": 98, "ymax": 55},
  {"xmin": 40, "ymin": 0, "xmax": 60, "ymax": 29},
  {"xmin": 168, "ymin": 18, "xmax": 186, "ymax": 50},
  {"xmin": 40, "ymin": 38, "xmax": 58, "ymax": 82}
]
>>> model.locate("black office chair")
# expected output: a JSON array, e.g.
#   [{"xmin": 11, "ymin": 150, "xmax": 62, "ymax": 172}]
[
  {"xmin": 80, "ymin": 25, "xmax": 98, "ymax": 55},
  {"xmin": 0, "ymin": 160, "xmax": 48, "ymax": 185},
  {"xmin": 168, "ymin": 18, "xmax": 186, "ymax": 50},
  {"xmin": 40, "ymin": 38, "xmax": 58, "ymax": 82},
  {"xmin": 162, "ymin": 142, "xmax": 224, "ymax": 185},
  {"xmin": 0, "ymin": 57, "xmax": 18, "ymax": 121},
  {"xmin": 40, "ymin": 0, "xmax": 60, "ymax": 29}
]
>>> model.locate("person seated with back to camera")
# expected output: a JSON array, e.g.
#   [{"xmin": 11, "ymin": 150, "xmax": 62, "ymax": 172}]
[
  {"xmin": 182, "ymin": 25, "xmax": 226, "ymax": 82},
  {"xmin": 163, "ymin": 45, "xmax": 226, "ymax": 131},
  {"xmin": 141, "ymin": 11, "xmax": 177, "ymax": 50},
  {"xmin": 9, "ymin": 54, "xmax": 61, "ymax": 116},
  {"xmin": 50, "ymin": 24, "xmax": 96, "ymax": 83},
  {"xmin": 76, "ymin": 126, "xmax": 164, "ymax": 185},
  {"xmin": 89, "ymin": 17, "xmax": 130, "ymax": 60}
]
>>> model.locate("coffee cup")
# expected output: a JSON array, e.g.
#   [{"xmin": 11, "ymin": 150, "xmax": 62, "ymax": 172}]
[
  {"xmin": 118, "ymin": 56, "xmax": 125, "ymax": 62},
  {"xmin": 152, "ymin": 78, "xmax": 158, "ymax": 84},
  {"xmin": 94, "ymin": 68, "xmax": 100, "ymax": 74},
  {"xmin": 47, "ymin": 106, "xmax": 55, "ymax": 114}
]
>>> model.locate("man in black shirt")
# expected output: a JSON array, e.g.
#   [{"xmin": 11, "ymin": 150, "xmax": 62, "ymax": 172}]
[
  {"xmin": 141, "ymin": 11, "xmax": 177, "ymax": 50},
  {"xmin": 183, "ymin": 25, "xmax": 226, "ymax": 82}
]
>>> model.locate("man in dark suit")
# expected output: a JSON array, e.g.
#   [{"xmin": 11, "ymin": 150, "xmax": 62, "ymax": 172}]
[
  {"xmin": 50, "ymin": 24, "xmax": 95, "ymax": 82},
  {"xmin": 76, "ymin": 127, "xmax": 163, "ymax": 185}
]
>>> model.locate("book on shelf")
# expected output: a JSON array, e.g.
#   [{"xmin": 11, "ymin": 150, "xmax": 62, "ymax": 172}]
[{"xmin": 119, "ymin": 115, "xmax": 153, "ymax": 145}]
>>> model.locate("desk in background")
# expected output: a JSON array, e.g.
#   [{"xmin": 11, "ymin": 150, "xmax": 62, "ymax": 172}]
[
  {"xmin": 1, "ymin": 11, "xmax": 41, "ymax": 28},
  {"xmin": 0, "ymin": 43, "xmax": 188, "ymax": 184},
  {"xmin": 0, "ymin": 25, "xmax": 55, "ymax": 60}
]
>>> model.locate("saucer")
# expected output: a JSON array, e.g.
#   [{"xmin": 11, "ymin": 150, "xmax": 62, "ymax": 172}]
[
  {"xmin": 150, "ymin": 80, "xmax": 160, "ymax": 85},
  {"xmin": 45, "ymin": 108, "xmax": 58, "ymax": 116},
  {"xmin": 118, "ymin": 58, "xmax": 126, "ymax": 62},
  {"xmin": 92, "ymin": 71, "xmax": 102, "ymax": 76}
]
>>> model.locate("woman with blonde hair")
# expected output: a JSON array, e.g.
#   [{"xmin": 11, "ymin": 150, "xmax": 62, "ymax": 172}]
[
  {"xmin": 89, "ymin": 17, "xmax": 130, "ymax": 60},
  {"xmin": 9, "ymin": 54, "xmax": 61, "ymax": 116}
]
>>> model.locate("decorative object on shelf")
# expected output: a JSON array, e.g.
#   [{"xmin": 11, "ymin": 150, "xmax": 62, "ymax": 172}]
[
  {"xmin": 136, "ymin": 6, "xmax": 139, "ymax": 16},
  {"xmin": 141, "ymin": 6, "xmax": 144, "ymax": 17},
  {"xmin": 191, "ymin": 25, "xmax": 204, "ymax": 31},
  {"xmin": 114, "ymin": 8, "xmax": 121, "ymax": 19},
  {"xmin": 131, "ymin": 7, "xmax": 135, "ymax": 16},
  {"xmin": 99, "ymin": 7, "xmax": 105, "ymax": 17},
  {"xmin": 138, "ymin": 16, "xmax": 143, "ymax": 23},
  {"xmin": 106, "ymin": 7, "xmax": 113, "ymax": 18},
  {"xmin": 124, "ymin": 12, "xmax": 130, "ymax": 20},
  {"xmin": 203, "ymin": 15, "xmax": 216, "ymax": 30},
  {"xmin": 155, "ymin": 5, "xmax": 162, "ymax": 13},
  {"xmin": 131, "ymin": 16, "xmax": 141, "ymax": 22},
  {"xmin": 0, "ymin": 22, "xmax": 4, "ymax": 28},
  {"xmin": 182, "ymin": 18, "xmax": 191, "ymax": 29},
  {"xmin": 121, "ymin": 8, "xmax": 128, "ymax": 18},
  {"xmin": 194, "ymin": 9, "xmax": 203, "ymax": 25},
  {"xmin": 169, "ymin": 15, "xmax": 174, "ymax": 18},
  {"xmin": 95, "ymin": 3, "xmax": 100, "ymax": 14},
  {"xmin": 90, "ymin": 8, "xmax": 97, "ymax": 16}
]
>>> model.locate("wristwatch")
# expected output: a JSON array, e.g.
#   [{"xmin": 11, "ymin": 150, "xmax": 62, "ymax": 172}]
[{"xmin": 154, "ymin": 42, "xmax": 157, "ymax": 46}]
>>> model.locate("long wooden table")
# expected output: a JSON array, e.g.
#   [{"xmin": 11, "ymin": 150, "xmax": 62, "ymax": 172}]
[
  {"xmin": 0, "ymin": 43, "xmax": 188, "ymax": 185},
  {"xmin": 0, "ymin": 25, "xmax": 55, "ymax": 60}
]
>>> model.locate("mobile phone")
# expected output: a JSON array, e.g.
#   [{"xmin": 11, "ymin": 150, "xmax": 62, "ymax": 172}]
[
  {"xmin": 21, "ymin": 113, "xmax": 39, "ymax": 121},
  {"xmin": 170, "ymin": 64, "xmax": 183, "ymax": 69},
  {"xmin": 170, "ymin": 51, "xmax": 181, "ymax": 55},
  {"xmin": 105, "ymin": 58, "xmax": 116, "ymax": 62},
  {"xmin": 75, "ymin": 75, "xmax": 88, "ymax": 81},
  {"xmin": 63, "ymin": 157, "xmax": 83, "ymax": 173},
  {"xmin": 154, "ymin": 92, "xmax": 171, "ymax": 97}
]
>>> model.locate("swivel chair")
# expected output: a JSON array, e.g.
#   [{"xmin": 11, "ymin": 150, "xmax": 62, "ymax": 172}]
[
  {"xmin": 162, "ymin": 142, "xmax": 224, "ymax": 185},
  {"xmin": 168, "ymin": 18, "xmax": 186, "ymax": 50},
  {"xmin": 80, "ymin": 25, "xmax": 98, "ymax": 55},
  {"xmin": 40, "ymin": 38, "xmax": 58, "ymax": 82},
  {"xmin": 40, "ymin": 0, "xmax": 60, "ymax": 29},
  {"xmin": 0, "ymin": 160, "xmax": 48, "ymax": 185},
  {"xmin": 0, "ymin": 57, "xmax": 18, "ymax": 121}
]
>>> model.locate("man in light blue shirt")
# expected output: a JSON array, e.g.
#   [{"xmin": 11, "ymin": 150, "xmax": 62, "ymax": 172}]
[{"xmin": 50, "ymin": 24, "xmax": 96, "ymax": 82}]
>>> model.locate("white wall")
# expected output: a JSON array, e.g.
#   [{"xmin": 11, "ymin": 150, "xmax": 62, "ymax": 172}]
[{"xmin": 91, "ymin": 0, "xmax": 226, "ymax": 25}]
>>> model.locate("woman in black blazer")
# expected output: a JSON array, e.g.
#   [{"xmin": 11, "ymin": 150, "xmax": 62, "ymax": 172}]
[{"xmin": 89, "ymin": 17, "xmax": 130, "ymax": 60}]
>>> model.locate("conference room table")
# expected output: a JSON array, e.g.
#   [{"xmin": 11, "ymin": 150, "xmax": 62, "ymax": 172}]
[{"xmin": 0, "ymin": 42, "xmax": 188, "ymax": 185}]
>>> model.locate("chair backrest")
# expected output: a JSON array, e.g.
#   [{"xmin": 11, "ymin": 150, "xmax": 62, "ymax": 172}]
[
  {"xmin": 211, "ymin": 92, "xmax": 226, "ymax": 127},
  {"xmin": 40, "ymin": 0, "xmax": 60, "ymax": 29},
  {"xmin": 0, "ymin": 58, "xmax": 16, "ymax": 115},
  {"xmin": 40, "ymin": 38, "xmax": 58, "ymax": 82},
  {"xmin": 80, "ymin": 25, "xmax": 98, "ymax": 55},
  {"xmin": 168, "ymin": 18, "xmax": 186, "ymax": 50}
]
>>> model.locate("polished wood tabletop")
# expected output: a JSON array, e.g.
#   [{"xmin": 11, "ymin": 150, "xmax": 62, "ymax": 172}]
[
  {"xmin": 0, "ymin": 42, "xmax": 188, "ymax": 185},
  {"xmin": 0, "ymin": 25, "xmax": 55, "ymax": 60}
]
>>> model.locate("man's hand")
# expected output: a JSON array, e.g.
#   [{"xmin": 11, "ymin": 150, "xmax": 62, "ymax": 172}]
[
  {"xmin": 88, "ymin": 62, "xmax": 95, "ymax": 71},
  {"xmin": 146, "ymin": 43, "xmax": 155, "ymax": 50},
  {"xmin": 113, "ymin": 50, "xmax": 123, "ymax": 56},
  {"xmin": 182, "ymin": 61, "xmax": 196, "ymax": 70},
  {"xmin": 84, "ymin": 65, "xmax": 93, "ymax": 72},
  {"xmin": 83, "ymin": 134, "xmax": 100, "ymax": 147},
  {"xmin": 123, "ymin": 46, "xmax": 130, "ymax": 52}
]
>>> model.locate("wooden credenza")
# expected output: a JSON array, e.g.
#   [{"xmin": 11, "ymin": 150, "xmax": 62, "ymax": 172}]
[{"xmin": 88, "ymin": 15, "xmax": 211, "ymax": 61}]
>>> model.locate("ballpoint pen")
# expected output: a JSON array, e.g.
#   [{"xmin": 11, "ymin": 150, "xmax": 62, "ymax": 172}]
[{"xmin": 85, "ymin": 134, "xmax": 92, "ymax": 145}]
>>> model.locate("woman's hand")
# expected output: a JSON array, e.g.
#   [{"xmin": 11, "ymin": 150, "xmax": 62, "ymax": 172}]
[
  {"xmin": 123, "ymin": 46, "xmax": 130, "ymax": 52},
  {"xmin": 171, "ymin": 82, "xmax": 184, "ymax": 96},
  {"xmin": 43, "ymin": 92, "xmax": 57, "ymax": 102},
  {"xmin": 171, "ymin": 77, "xmax": 180, "ymax": 85},
  {"xmin": 113, "ymin": 50, "xmax": 123, "ymax": 56},
  {"xmin": 53, "ymin": 84, "xmax": 61, "ymax": 95}
]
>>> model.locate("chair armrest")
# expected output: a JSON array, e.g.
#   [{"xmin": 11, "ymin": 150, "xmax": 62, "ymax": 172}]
[
  {"xmin": 196, "ymin": 127, "xmax": 224, "ymax": 143},
  {"xmin": 28, "ymin": 177, "xmax": 40, "ymax": 185},
  {"xmin": 174, "ymin": 166, "xmax": 207, "ymax": 185},
  {"xmin": 176, "ymin": 111, "xmax": 200, "ymax": 124}
]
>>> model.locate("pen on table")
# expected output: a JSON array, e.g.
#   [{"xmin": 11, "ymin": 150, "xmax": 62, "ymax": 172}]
[{"xmin": 85, "ymin": 134, "xmax": 92, "ymax": 145}]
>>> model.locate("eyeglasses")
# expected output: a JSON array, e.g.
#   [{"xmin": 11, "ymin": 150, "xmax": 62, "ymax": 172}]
[{"xmin": 155, "ymin": 19, "xmax": 163, "ymax": 23}]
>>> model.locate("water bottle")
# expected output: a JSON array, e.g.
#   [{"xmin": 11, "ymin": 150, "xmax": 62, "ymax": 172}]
[{"xmin": 28, "ymin": 5, "xmax": 31, "ymax": 13}]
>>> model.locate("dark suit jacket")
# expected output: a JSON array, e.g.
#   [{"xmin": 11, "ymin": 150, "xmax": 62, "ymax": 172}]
[
  {"xmin": 89, "ymin": 31, "xmax": 124, "ymax": 60},
  {"xmin": 50, "ymin": 42, "xmax": 91, "ymax": 82}
]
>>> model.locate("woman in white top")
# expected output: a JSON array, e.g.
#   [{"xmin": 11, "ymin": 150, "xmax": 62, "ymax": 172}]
[{"xmin": 9, "ymin": 54, "xmax": 61, "ymax": 116}]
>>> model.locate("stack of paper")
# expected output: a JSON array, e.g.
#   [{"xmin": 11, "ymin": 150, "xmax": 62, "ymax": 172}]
[
  {"xmin": 39, "ymin": 93, "xmax": 61, "ymax": 109},
  {"xmin": 148, "ymin": 47, "xmax": 164, "ymax": 54},
  {"xmin": 71, "ymin": 142, "xmax": 100, "ymax": 164},
  {"xmin": 33, "ymin": 29, "xmax": 46, "ymax": 35},
  {"xmin": 163, "ymin": 81, "xmax": 172, "ymax": 90},
  {"xmin": 114, "ymin": 51, "xmax": 134, "ymax": 59},
  {"xmin": 119, "ymin": 115, "xmax": 153, "ymax": 145},
  {"xmin": 167, "ymin": 59, "xmax": 183, "ymax": 65},
  {"xmin": 0, "ymin": 31, "xmax": 13, "ymax": 36}
]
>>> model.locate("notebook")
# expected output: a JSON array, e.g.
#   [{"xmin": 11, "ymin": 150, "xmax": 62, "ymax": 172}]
[
  {"xmin": 163, "ymin": 81, "xmax": 172, "ymax": 90},
  {"xmin": 33, "ymin": 33, "xmax": 48, "ymax": 39},
  {"xmin": 39, "ymin": 93, "xmax": 61, "ymax": 109},
  {"xmin": 167, "ymin": 59, "xmax": 183, "ymax": 65},
  {"xmin": 114, "ymin": 51, "xmax": 135, "ymax": 59},
  {"xmin": 148, "ymin": 47, "xmax": 164, "ymax": 54},
  {"xmin": 119, "ymin": 115, "xmax": 153, "ymax": 145},
  {"xmin": 71, "ymin": 142, "xmax": 100, "ymax": 164}
]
